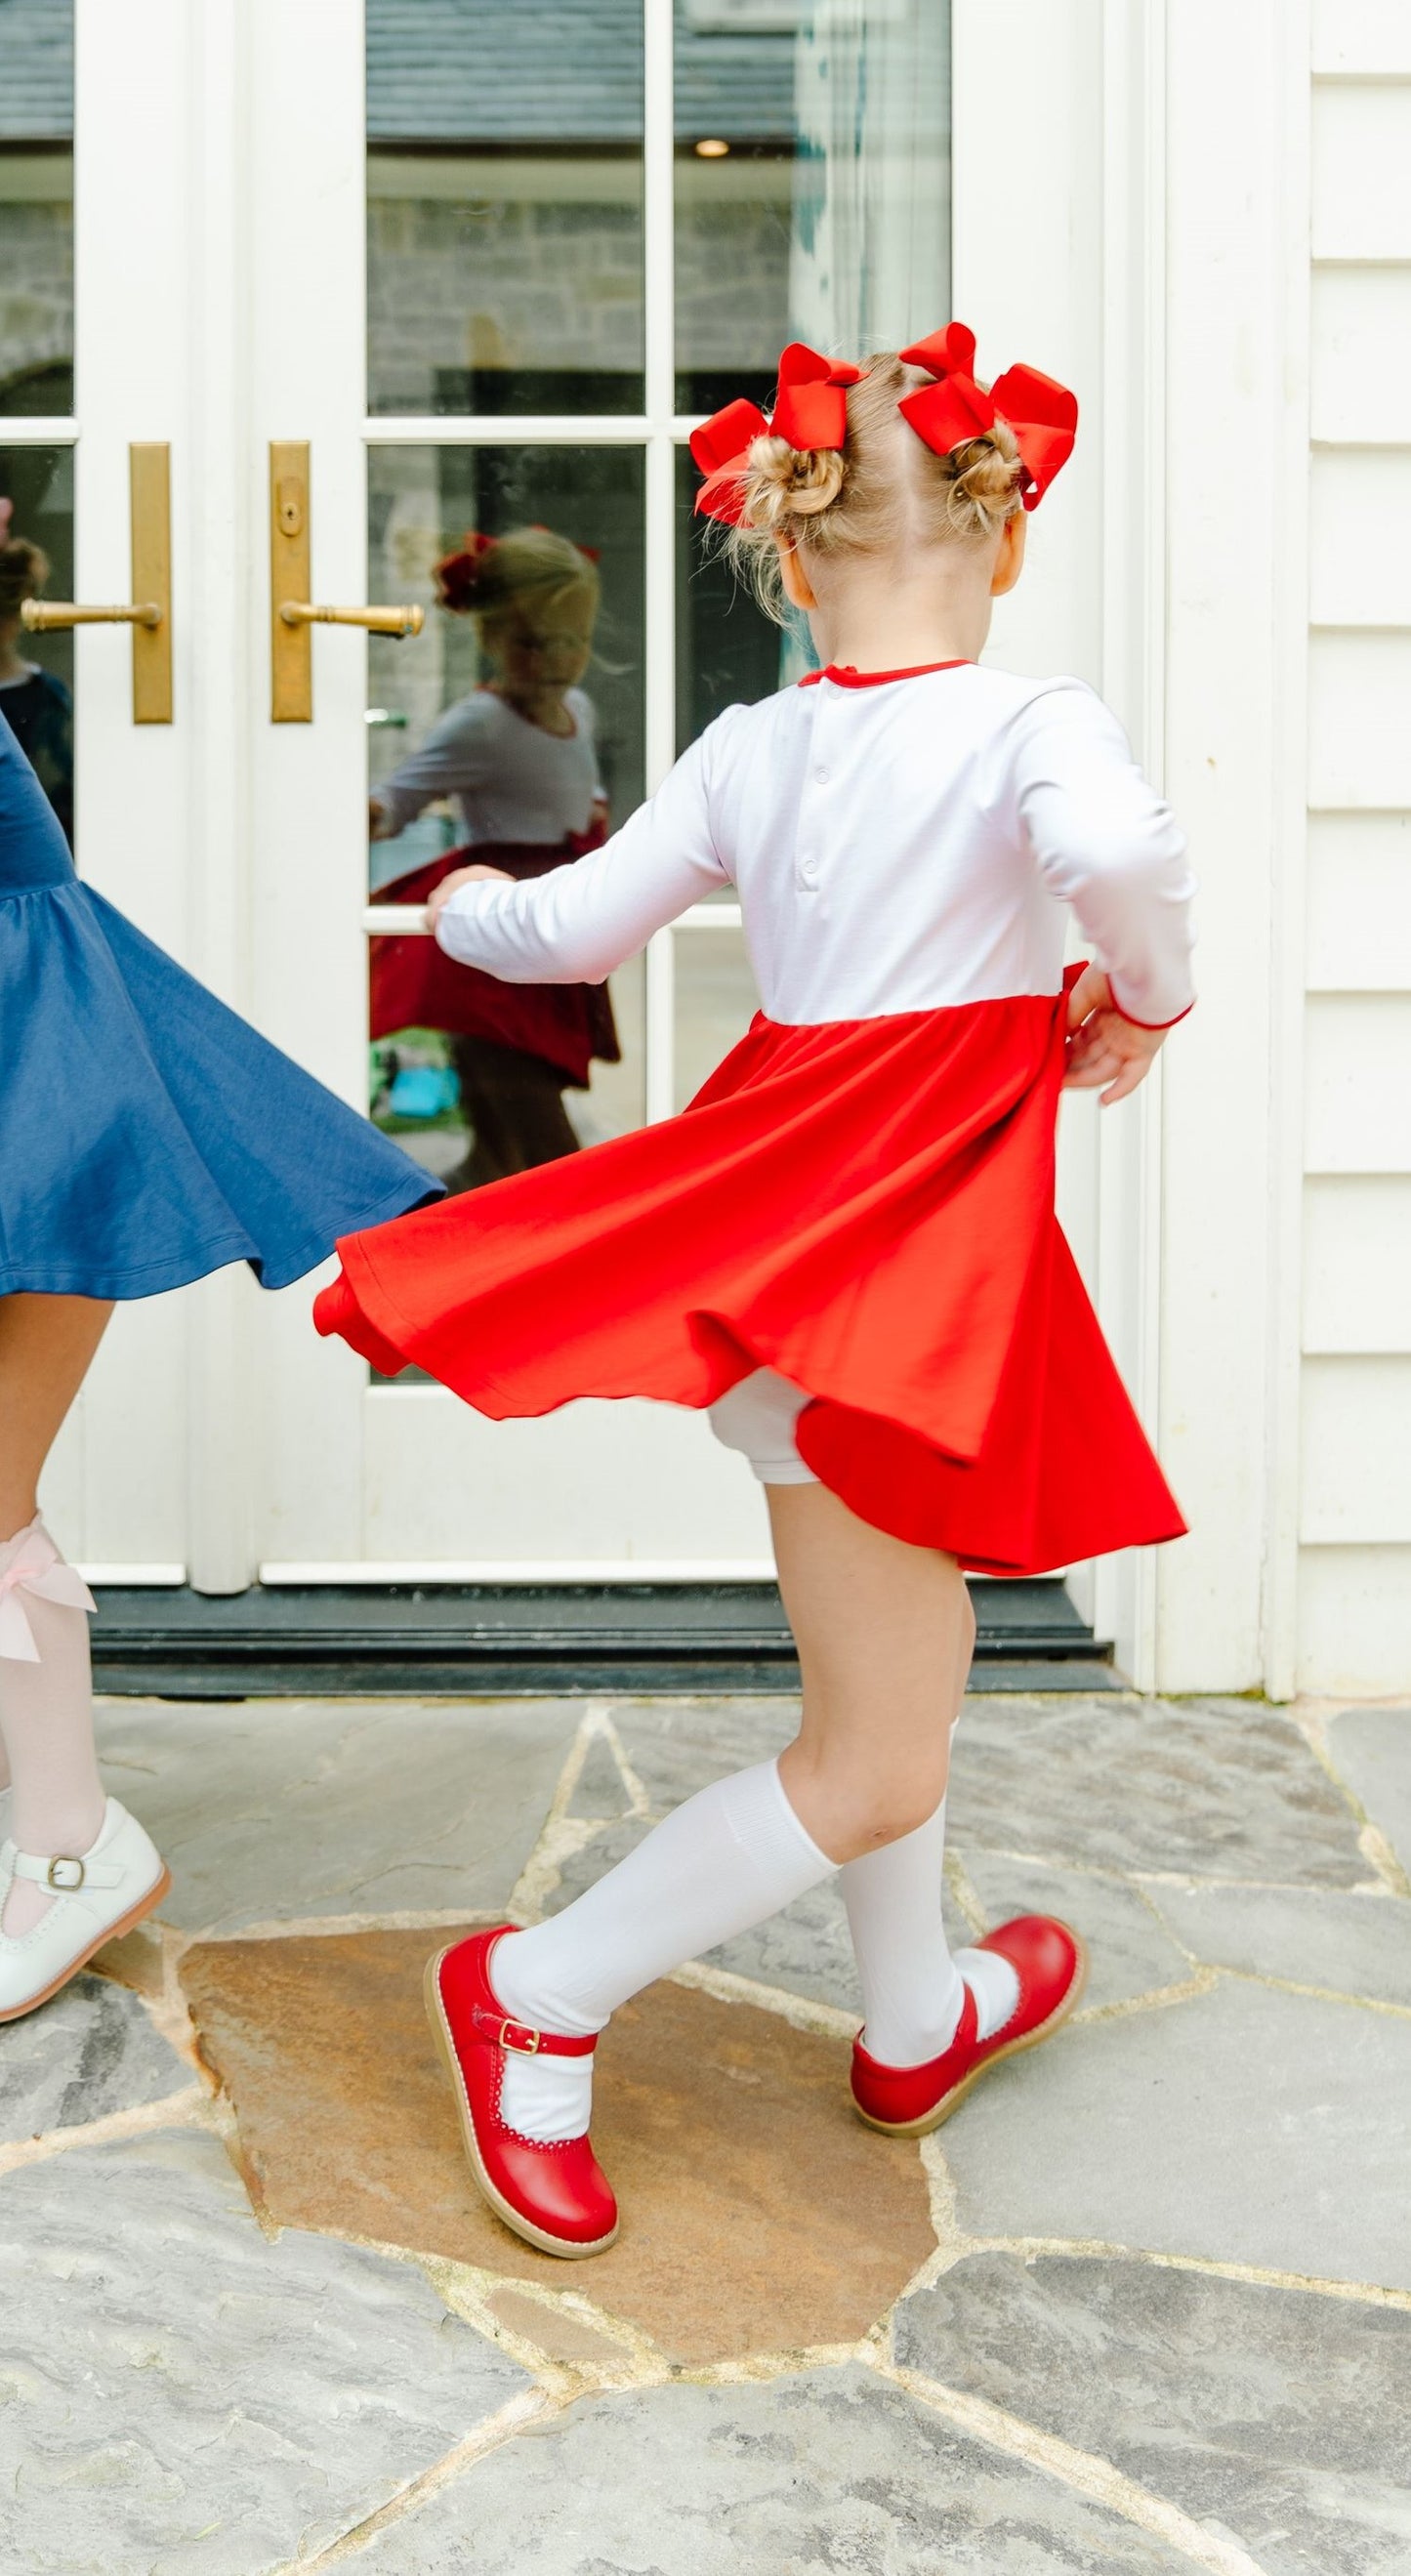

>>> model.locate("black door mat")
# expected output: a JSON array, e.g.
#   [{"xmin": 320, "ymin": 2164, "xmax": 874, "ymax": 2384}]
[{"xmin": 90, "ymin": 1579, "xmax": 1118, "ymax": 1699}]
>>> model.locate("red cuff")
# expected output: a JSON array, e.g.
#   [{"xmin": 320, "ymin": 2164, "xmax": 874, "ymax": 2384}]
[{"xmin": 1109, "ymin": 995, "xmax": 1195, "ymax": 1033}]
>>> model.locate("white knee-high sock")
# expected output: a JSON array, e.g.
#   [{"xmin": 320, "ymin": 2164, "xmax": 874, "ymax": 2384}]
[
  {"xmin": 842, "ymin": 1797, "xmax": 1020, "ymax": 2066},
  {"xmin": 492, "ymin": 1758, "xmax": 834, "ymax": 2142},
  {"xmin": 0, "ymin": 1519, "xmax": 106, "ymax": 1936}
]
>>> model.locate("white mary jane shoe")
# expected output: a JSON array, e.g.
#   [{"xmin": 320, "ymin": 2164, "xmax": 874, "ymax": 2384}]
[{"xmin": 0, "ymin": 1798, "xmax": 170, "ymax": 2021}]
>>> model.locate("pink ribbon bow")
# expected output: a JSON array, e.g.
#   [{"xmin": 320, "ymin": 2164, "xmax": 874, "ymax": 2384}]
[
  {"xmin": 0, "ymin": 1525, "xmax": 97, "ymax": 1663},
  {"xmin": 690, "ymin": 342, "xmax": 867, "ymax": 525},
  {"xmin": 898, "ymin": 322, "xmax": 1078, "ymax": 511}
]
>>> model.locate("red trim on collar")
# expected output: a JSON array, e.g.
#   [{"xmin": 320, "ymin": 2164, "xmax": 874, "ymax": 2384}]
[{"xmin": 798, "ymin": 659, "xmax": 973, "ymax": 688}]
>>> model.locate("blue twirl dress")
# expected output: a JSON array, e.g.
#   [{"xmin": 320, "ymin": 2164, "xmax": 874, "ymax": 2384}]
[{"xmin": 0, "ymin": 722, "xmax": 440, "ymax": 1298}]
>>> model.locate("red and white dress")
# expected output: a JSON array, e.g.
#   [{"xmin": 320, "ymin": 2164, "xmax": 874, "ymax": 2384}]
[{"xmin": 317, "ymin": 658, "xmax": 1196, "ymax": 1576}]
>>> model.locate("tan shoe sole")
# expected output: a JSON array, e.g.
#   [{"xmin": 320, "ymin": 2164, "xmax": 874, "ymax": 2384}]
[
  {"xmin": 0, "ymin": 1864, "xmax": 173, "ymax": 2024},
  {"xmin": 853, "ymin": 1933, "xmax": 1090, "ymax": 2139},
  {"xmin": 422, "ymin": 1947, "xmax": 619, "ymax": 2261}
]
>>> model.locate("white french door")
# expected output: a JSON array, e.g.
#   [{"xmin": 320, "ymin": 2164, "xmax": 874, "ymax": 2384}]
[{"xmin": 24, "ymin": 1, "xmax": 1131, "ymax": 1617}]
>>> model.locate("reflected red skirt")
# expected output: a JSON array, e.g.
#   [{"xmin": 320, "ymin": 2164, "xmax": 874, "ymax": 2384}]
[
  {"xmin": 315, "ymin": 986, "xmax": 1186, "ymax": 1576},
  {"xmin": 369, "ymin": 829, "xmax": 619, "ymax": 1087}
]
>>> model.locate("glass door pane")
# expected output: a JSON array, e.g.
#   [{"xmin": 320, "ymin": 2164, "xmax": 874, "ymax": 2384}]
[
  {"xmin": 0, "ymin": 0, "xmax": 73, "ymax": 415},
  {"xmin": 674, "ymin": 0, "xmax": 951, "ymax": 409},
  {"xmin": 367, "ymin": 442, "xmax": 647, "ymax": 1196},
  {"xmin": 0, "ymin": 441, "xmax": 74, "ymax": 844},
  {"xmin": 367, "ymin": 0, "xmax": 645, "ymax": 415}
]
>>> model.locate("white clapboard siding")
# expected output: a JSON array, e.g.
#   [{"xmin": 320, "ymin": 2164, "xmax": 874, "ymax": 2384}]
[
  {"xmin": 1307, "ymin": 633, "xmax": 1411, "ymax": 809},
  {"xmin": 1306, "ymin": 815, "xmax": 1411, "ymax": 989},
  {"xmin": 1310, "ymin": 269, "xmax": 1411, "ymax": 442},
  {"xmin": 1309, "ymin": 451, "xmax": 1411, "ymax": 623},
  {"xmin": 1304, "ymin": 1177, "xmax": 1411, "ymax": 1350},
  {"xmin": 1312, "ymin": 82, "xmax": 1411, "ymax": 256},
  {"xmin": 1313, "ymin": 1, "xmax": 1411, "ymax": 76},
  {"xmin": 1301, "ymin": 1355, "xmax": 1411, "ymax": 1542},
  {"xmin": 1305, "ymin": 996, "xmax": 1411, "ymax": 1172},
  {"xmin": 1299, "ymin": 1546, "xmax": 1411, "ymax": 1696}
]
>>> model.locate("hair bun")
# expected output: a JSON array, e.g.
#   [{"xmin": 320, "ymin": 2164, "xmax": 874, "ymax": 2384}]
[{"xmin": 740, "ymin": 435, "xmax": 846, "ymax": 535}]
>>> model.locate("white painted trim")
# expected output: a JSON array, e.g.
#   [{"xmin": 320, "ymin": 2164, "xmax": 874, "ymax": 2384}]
[
  {"xmin": 0, "ymin": 418, "xmax": 77, "ymax": 441},
  {"xmin": 260, "ymin": 1558, "xmax": 779, "ymax": 1585},
  {"xmin": 645, "ymin": 926, "xmax": 677, "ymax": 1119},
  {"xmin": 1093, "ymin": 0, "xmax": 1170, "ymax": 1692},
  {"xmin": 360, "ymin": 417, "xmax": 711, "ymax": 445},
  {"xmin": 80, "ymin": 1566, "xmax": 187, "ymax": 1587},
  {"xmin": 1264, "ymin": 0, "xmax": 1313, "ymax": 1700}
]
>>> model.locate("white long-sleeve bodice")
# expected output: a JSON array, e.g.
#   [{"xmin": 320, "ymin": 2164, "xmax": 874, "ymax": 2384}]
[{"xmin": 435, "ymin": 661, "xmax": 1196, "ymax": 1029}]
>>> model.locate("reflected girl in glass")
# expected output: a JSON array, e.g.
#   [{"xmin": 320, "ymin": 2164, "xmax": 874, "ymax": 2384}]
[
  {"xmin": 0, "ymin": 508, "xmax": 73, "ymax": 848},
  {"xmin": 369, "ymin": 526, "xmax": 620, "ymax": 1192}
]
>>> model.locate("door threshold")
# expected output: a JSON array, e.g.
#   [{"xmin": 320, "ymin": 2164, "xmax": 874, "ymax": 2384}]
[{"xmin": 90, "ymin": 1578, "xmax": 1118, "ymax": 1698}]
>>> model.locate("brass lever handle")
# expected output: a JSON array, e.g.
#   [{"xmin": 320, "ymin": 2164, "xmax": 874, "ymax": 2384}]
[
  {"xmin": 278, "ymin": 601, "xmax": 424, "ymax": 638},
  {"xmin": 19, "ymin": 445, "xmax": 173, "ymax": 722},
  {"xmin": 23, "ymin": 599, "xmax": 163, "ymax": 633}
]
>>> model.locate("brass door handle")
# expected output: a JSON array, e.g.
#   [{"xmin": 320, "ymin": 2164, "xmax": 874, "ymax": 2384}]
[
  {"xmin": 23, "ymin": 599, "xmax": 162, "ymax": 631},
  {"xmin": 270, "ymin": 440, "xmax": 424, "ymax": 721},
  {"xmin": 21, "ymin": 446, "xmax": 173, "ymax": 723},
  {"xmin": 278, "ymin": 601, "xmax": 424, "ymax": 638}
]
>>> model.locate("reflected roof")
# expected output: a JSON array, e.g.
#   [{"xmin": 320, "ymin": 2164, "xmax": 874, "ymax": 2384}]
[{"xmin": 0, "ymin": 0, "xmax": 794, "ymax": 145}]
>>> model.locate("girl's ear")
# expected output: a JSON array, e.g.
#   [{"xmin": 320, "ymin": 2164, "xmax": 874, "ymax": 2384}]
[
  {"xmin": 990, "ymin": 513, "xmax": 1027, "ymax": 598},
  {"xmin": 777, "ymin": 539, "xmax": 819, "ymax": 612}
]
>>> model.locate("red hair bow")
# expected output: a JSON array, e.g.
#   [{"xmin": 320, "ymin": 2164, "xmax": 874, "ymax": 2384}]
[
  {"xmin": 436, "ymin": 529, "xmax": 500, "ymax": 611},
  {"xmin": 898, "ymin": 323, "xmax": 1078, "ymax": 510},
  {"xmin": 690, "ymin": 342, "xmax": 866, "ymax": 524}
]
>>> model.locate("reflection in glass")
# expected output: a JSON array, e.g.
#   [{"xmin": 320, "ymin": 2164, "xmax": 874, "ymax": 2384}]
[
  {"xmin": 0, "ymin": 0, "xmax": 74, "ymax": 415},
  {"xmin": 674, "ymin": 929, "xmax": 760, "ymax": 1113},
  {"xmin": 0, "ymin": 444, "xmax": 74, "ymax": 843},
  {"xmin": 366, "ymin": 0, "xmax": 644, "ymax": 416},
  {"xmin": 675, "ymin": 443, "xmax": 792, "ymax": 758},
  {"xmin": 366, "ymin": 445, "xmax": 645, "ymax": 1190},
  {"xmin": 674, "ymin": 0, "xmax": 951, "ymax": 414}
]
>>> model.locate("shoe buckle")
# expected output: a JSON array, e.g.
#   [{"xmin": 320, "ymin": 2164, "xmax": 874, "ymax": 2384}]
[
  {"xmin": 46, "ymin": 1854, "xmax": 85, "ymax": 1891},
  {"xmin": 498, "ymin": 2016, "xmax": 541, "ymax": 2055}
]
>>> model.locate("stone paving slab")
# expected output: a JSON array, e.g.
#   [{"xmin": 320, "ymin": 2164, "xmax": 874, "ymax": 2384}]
[
  {"xmin": 1148, "ymin": 1881, "xmax": 1411, "ymax": 2007},
  {"xmin": 945, "ymin": 1697, "xmax": 1370, "ymax": 1886},
  {"xmin": 94, "ymin": 1696, "xmax": 582, "ymax": 1934},
  {"xmin": 1325, "ymin": 1707, "xmax": 1411, "ymax": 1879},
  {"xmin": 956, "ymin": 1853, "xmax": 1190, "ymax": 2013},
  {"xmin": 939, "ymin": 1979, "xmax": 1411, "ymax": 2289},
  {"xmin": 349, "ymin": 2366, "xmax": 1205, "ymax": 2574},
  {"xmin": 180, "ymin": 1926, "xmax": 934, "ymax": 2365},
  {"xmin": 894, "ymin": 2251, "xmax": 1411, "ymax": 2576},
  {"xmin": 0, "ymin": 1972, "xmax": 187, "ymax": 2141},
  {"xmin": 0, "ymin": 2125, "xmax": 526, "ymax": 2576}
]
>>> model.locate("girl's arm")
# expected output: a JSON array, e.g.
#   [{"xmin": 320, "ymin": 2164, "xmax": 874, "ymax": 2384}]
[
  {"xmin": 433, "ymin": 725, "xmax": 732, "ymax": 983},
  {"xmin": 1009, "ymin": 683, "xmax": 1196, "ymax": 1033},
  {"xmin": 371, "ymin": 698, "xmax": 492, "ymax": 840}
]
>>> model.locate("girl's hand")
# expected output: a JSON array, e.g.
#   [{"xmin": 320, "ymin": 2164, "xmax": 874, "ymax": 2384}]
[
  {"xmin": 426, "ymin": 862, "xmax": 513, "ymax": 928},
  {"xmin": 1063, "ymin": 964, "xmax": 1168, "ymax": 1104}
]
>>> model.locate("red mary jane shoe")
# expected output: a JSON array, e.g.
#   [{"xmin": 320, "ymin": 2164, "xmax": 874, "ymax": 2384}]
[
  {"xmin": 424, "ymin": 1928, "xmax": 619, "ymax": 2259},
  {"xmin": 851, "ymin": 1914, "xmax": 1087, "ymax": 2138}
]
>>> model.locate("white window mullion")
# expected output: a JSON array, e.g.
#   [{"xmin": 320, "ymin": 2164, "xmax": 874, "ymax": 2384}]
[{"xmin": 643, "ymin": 0, "xmax": 679, "ymax": 1121}]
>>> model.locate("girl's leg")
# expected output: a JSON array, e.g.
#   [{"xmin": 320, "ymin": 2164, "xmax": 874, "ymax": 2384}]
[
  {"xmin": 0, "ymin": 1292, "xmax": 112, "ymax": 1932},
  {"xmin": 490, "ymin": 1478, "xmax": 976, "ymax": 2140}
]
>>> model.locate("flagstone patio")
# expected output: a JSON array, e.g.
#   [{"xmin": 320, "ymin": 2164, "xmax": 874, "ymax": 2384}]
[{"xmin": 3, "ymin": 1687, "xmax": 1409, "ymax": 2574}]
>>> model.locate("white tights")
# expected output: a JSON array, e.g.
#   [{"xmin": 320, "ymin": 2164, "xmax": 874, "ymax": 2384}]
[
  {"xmin": 0, "ymin": 1519, "xmax": 106, "ymax": 1935},
  {"xmin": 493, "ymin": 1750, "xmax": 1019, "ymax": 2143}
]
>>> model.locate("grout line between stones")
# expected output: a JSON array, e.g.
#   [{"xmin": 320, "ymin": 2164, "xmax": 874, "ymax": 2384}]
[
  {"xmin": 265, "ymin": 2388, "xmax": 563, "ymax": 2574},
  {"xmin": 1286, "ymin": 1707, "xmax": 1411, "ymax": 1896},
  {"xmin": 0, "ymin": 2082, "xmax": 209, "ymax": 2176},
  {"xmin": 872, "ymin": 2354, "xmax": 1272, "ymax": 2576}
]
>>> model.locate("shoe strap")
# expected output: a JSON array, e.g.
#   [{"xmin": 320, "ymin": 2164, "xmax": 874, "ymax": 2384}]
[
  {"xmin": 7, "ymin": 1847, "xmax": 126, "ymax": 1893},
  {"xmin": 468, "ymin": 2001, "xmax": 597, "ymax": 2057}
]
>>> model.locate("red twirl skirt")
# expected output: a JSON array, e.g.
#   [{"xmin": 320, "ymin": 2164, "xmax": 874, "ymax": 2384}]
[{"xmin": 315, "ymin": 986, "xmax": 1185, "ymax": 1576}]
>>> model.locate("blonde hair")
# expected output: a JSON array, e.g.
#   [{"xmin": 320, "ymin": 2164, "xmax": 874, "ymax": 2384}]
[
  {"xmin": 726, "ymin": 352, "xmax": 1024, "ymax": 623},
  {"xmin": 436, "ymin": 524, "xmax": 599, "ymax": 637}
]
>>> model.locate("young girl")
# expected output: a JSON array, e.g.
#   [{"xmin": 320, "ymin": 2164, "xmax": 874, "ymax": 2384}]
[
  {"xmin": 369, "ymin": 526, "xmax": 619, "ymax": 1192},
  {"xmin": 0, "ymin": 717, "xmax": 438, "ymax": 2023},
  {"xmin": 316, "ymin": 326, "xmax": 1195, "ymax": 2259}
]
